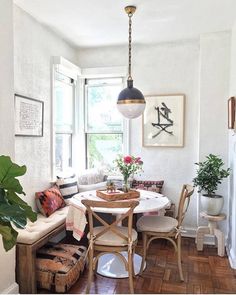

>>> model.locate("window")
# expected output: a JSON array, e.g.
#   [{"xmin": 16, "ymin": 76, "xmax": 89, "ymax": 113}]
[
  {"xmin": 54, "ymin": 71, "xmax": 75, "ymax": 173},
  {"xmin": 85, "ymin": 78, "xmax": 124, "ymax": 170}
]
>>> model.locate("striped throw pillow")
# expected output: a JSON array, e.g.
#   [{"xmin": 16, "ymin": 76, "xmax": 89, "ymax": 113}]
[{"xmin": 56, "ymin": 174, "xmax": 79, "ymax": 202}]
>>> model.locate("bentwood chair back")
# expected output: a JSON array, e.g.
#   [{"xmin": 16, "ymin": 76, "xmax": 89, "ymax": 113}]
[
  {"xmin": 82, "ymin": 199, "xmax": 139, "ymax": 294},
  {"xmin": 136, "ymin": 184, "xmax": 194, "ymax": 281}
]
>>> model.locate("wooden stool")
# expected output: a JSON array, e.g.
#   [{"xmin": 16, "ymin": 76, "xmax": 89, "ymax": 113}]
[{"xmin": 196, "ymin": 212, "xmax": 226, "ymax": 257}]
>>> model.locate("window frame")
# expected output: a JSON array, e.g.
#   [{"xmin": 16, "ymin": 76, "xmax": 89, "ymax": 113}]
[
  {"xmin": 54, "ymin": 71, "xmax": 76, "ymax": 174},
  {"xmin": 84, "ymin": 76, "xmax": 129, "ymax": 169},
  {"xmin": 51, "ymin": 57, "xmax": 80, "ymax": 179},
  {"xmin": 51, "ymin": 63, "xmax": 129, "ymax": 177}
]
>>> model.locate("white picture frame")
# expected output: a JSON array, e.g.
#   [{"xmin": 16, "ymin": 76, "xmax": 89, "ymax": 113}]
[
  {"xmin": 142, "ymin": 94, "xmax": 185, "ymax": 147},
  {"xmin": 15, "ymin": 94, "xmax": 44, "ymax": 137}
]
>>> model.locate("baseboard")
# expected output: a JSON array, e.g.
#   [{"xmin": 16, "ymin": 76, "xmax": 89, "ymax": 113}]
[
  {"xmin": 226, "ymin": 246, "xmax": 236, "ymax": 269},
  {"xmin": 182, "ymin": 226, "xmax": 215, "ymax": 245},
  {"xmin": 181, "ymin": 226, "xmax": 197, "ymax": 238},
  {"xmin": 2, "ymin": 282, "xmax": 19, "ymax": 294}
]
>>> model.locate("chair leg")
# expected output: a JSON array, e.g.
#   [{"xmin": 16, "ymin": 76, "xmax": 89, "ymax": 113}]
[
  {"xmin": 132, "ymin": 251, "xmax": 136, "ymax": 278},
  {"xmin": 139, "ymin": 232, "xmax": 147, "ymax": 274},
  {"xmin": 177, "ymin": 235, "xmax": 184, "ymax": 281},
  {"xmin": 128, "ymin": 250, "xmax": 134, "ymax": 294},
  {"xmin": 86, "ymin": 248, "xmax": 94, "ymax": 294}
]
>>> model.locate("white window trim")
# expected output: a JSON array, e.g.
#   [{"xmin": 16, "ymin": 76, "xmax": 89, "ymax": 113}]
[
  {"xmin": 81, "ymin": 66, "xmax": 127, "ymax": 79},
  {"xmin": 51, "ymin": 63, "xmax": 129, "ymax": 177},
  {"xmin": 51, "ymin": 56, "xmax": 81, "ymax": 179}
]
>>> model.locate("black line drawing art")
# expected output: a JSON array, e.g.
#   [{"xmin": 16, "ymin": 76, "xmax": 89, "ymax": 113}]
[{"xmin": 151, "ymin": 102, "xmax": 174, "ymax": 138}]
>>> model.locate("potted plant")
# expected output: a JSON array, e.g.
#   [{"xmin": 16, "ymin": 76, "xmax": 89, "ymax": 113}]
[
  {"xmin": 0, "ymin": 155, "xmax": 37, "ymax": 251},
  {"xmin": 193, "ymin": 154, "xmax": 230, "ymax": 215}
]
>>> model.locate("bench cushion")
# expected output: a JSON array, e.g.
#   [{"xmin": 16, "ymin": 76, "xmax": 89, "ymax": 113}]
[{"xmin": 16, "ymin": 206, "xmax": 69, "ymax": 244}]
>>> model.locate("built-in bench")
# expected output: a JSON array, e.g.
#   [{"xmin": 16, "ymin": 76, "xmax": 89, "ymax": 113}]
[{"xmin": 16, "ymin": 206, "xmax": 69, "ymax": 294}]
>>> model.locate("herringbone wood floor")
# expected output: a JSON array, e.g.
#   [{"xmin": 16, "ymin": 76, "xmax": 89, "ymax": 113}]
[{"xmin": 39, "ymin": 237, "xmax": 236, "ymax": 294}]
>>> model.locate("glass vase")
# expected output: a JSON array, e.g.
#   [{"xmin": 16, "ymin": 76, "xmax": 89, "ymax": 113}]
[{"xmin": 123, "ymin": 176, "xmax": 130, "ymax": 193}]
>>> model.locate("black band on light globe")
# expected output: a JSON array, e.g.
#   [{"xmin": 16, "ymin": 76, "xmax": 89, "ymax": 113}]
[{"xmin": 117, "ymin": 80, "xmax": 146, "ymax": 119}]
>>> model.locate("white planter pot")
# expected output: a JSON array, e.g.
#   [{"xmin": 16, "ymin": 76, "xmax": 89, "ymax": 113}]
[{"xmin": 200, "ymin": 194, "xmax": 224, "ymax": 216}]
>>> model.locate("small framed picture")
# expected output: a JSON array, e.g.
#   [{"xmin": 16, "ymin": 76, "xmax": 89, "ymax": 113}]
[
  {"xmin": 142, "ymin": 94, "xmax": 185, "ymax": 147},
  {"xmin": 15, "ymin": 94, "xmax": 44, "ymax": 137},
  {"xmin": 228, "ymin": 97, "xmax": 235, "ymax": 129}
]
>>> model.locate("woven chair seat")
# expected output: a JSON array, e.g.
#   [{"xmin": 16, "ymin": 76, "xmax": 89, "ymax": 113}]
[
  {"xmin": 87, "ymin": 225, "xmax": 138, "ymax": 246},
  {"xmin": 137, "ymin": 215, "xmax": 178, "ymax": 232}
]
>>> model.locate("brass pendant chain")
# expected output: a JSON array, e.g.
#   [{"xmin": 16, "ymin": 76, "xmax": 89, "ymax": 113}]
[{"xmin": 128, "ymin": 12, "xmax": 132, "ymax": 80}]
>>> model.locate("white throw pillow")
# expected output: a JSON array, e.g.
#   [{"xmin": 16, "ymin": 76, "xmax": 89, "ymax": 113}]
[
  {"xmin": 78, "ymin": 181, "xmax": 107, "ymax": 192},
  {"xmin": 78, "ymin": 168, "xmax": 105, "ymax": 185}
]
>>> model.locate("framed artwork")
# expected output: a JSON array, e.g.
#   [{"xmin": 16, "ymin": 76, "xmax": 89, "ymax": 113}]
[
  {"xmin": 142, "ymin": 94, "xmax": 185, "ymax": 147},
  {"xmin": 15, "ymin": 94, "xmax": 44, "ymax": 137},
  {"xmin": 228, "ymin": 97, "xmax": 235, "ymax": 129}
]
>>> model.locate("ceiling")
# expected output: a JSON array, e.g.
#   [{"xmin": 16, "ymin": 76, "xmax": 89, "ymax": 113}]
[{"xmin": 14, "ymin": 0, "xmax": 236, "ymax": 48}]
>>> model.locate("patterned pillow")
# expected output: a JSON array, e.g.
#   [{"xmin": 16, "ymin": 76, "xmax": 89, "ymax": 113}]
[
  {"xmin": 35, "ymin": 186, "xmax": 66, "ymax": 217},
  {"xmin": 56, "ymin": 174, "xmax": 79, "ymax": 202},
  {"xmin": 132, "ymin": 180, "xmax": 164, "ymax": 193}
]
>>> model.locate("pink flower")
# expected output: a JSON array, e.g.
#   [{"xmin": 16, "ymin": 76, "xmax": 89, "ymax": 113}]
[
  {"xmin": 124, "ymin": 156, "xmax": 132, "ymax": 164},
  {"xmin": 115, "ymin": 155, "xmax": 143, "ymax": 180}
]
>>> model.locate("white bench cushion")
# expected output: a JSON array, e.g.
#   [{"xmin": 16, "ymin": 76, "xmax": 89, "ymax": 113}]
[{"xmin": 16, "ymin": 206, "xmax": 69, "ymax": 244}]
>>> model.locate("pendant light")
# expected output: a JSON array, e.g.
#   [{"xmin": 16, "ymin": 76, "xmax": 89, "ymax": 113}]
[{"xmin": 117, "ymin": 6, "xmax": 146, "ymax": 119}]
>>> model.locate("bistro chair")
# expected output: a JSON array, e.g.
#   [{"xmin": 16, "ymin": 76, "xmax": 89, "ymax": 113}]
[
  {"xmin": 136, "ymin": 184, "xmax": 194, "ymax": 281},
  {"xmin": 81, "ymin": 199, "xmax": 139, "ymax": 294}
]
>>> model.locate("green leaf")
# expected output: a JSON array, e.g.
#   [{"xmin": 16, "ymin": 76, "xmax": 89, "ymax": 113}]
[
  {"xmin": 0, "ymin": 223, "xmax": 12, "ymax": 240},
  {"xmin": 1, "ymin": 178, "xmax": 25, "ymax": 194},
  {"xmin": 6, "ymin": 191, "xmax": 37, "ymax": 222},
  {"xmin": 0, "ymin": 203, "xmax": 25, "ymax": 217},
  {"xmin": 0, "ymin": 203, "xmax": 36, "ymax": 228},
  {"xmin": 0, "ymin": 155, "xmax": 36, "ymax": 251},
  {"xmin": 0, "ymin": 156, "xmax": 26, "ymax": 181},
  {"xmin": 0, "ymin": 155, "xmax": 26, "ymax": 194},
  {"xmin": 0, "ymin": 221, "xmax": 18, "ymax": 251},
  {"xmin": 11, "ymin": 216, "xmax": 27, "ymax": 228},
  {"xmin": 0, "ymin": 188, "xmax": 7, "ymax": 203}
]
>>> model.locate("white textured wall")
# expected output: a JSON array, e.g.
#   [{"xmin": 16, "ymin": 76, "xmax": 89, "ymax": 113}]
[
  {"xmin": 11, "ymin": 4, "xmax": 233, "ymax": 268},
  {"xmin": 14, "ymin": 5, "xmax": 78, "ymax": 209},
  {"xmin": 78, "ymin": 40, "xmax": 200, "ymax": 229},
  {"xmin": 0, "ymin": 1, "xmax": 18, "ymax": 293},
  {"xmin": 0, "ymin": 1, "xmax": 14, "ymax": 157},
  {"xmin": 198, "ymin": 32, "xmax": 231, "ymax": 234},
  {"xmin": 228, "ymin": 23, "xmax": 236, "ymax": 268},
  {"xmin": 78, "ymin": 34, "xmax": 231, "ymax": 232}
]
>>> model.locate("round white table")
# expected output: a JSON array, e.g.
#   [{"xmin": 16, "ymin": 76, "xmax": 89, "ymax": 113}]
[{"xmin": 71, "ymin": 189, "xmax": 170, "ymax": 278}]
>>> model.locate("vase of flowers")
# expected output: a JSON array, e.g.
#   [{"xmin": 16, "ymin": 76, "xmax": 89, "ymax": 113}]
[{"xmin": 114, "ymin": 155, "xmax": 143, "ymax": 192}]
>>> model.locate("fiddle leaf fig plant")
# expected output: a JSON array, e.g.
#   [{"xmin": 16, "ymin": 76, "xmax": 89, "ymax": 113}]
[
  {"xmin": 193, "ymin": 154, "xmax": 230, "ymax": 196},
  {"xmin": 0, "ymin": 155, "xmax": 37, "ymax": 251}
]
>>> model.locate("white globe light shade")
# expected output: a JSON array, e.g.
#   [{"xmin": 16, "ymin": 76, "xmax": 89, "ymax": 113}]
[{"xmin": 117, "ymin": 103, "xmax": 146, "ymax": 119}]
